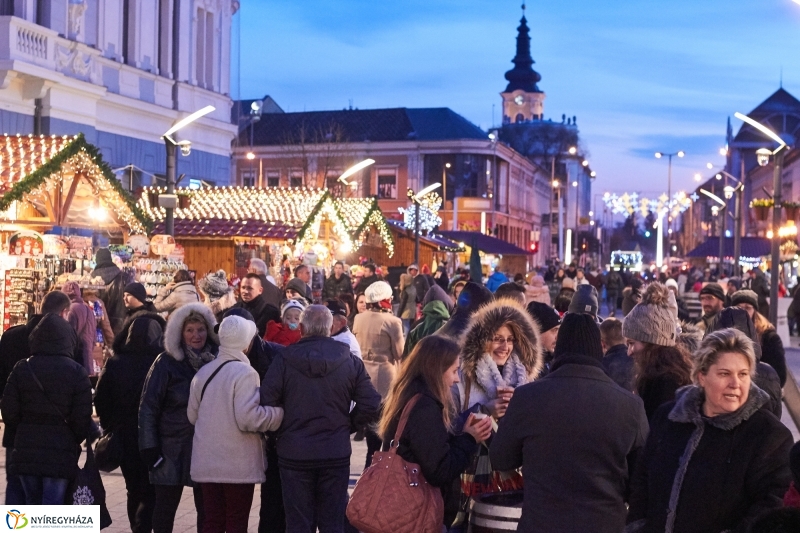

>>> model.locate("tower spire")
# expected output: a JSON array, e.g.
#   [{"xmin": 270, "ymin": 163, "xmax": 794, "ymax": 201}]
[{"xmin": 504, "ymin": 5, "xmax": 542, "ymax": 93}]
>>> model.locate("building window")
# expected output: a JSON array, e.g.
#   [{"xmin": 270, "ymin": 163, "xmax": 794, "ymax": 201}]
[
  {"xmin": 195, "ymin": 8, "xmax": 214, "ymax": 89},
  {"xmin": 241, "ymin": 169, "xmax": 255, "ymax": 187},
  {"xmin": 377, "ymin": 170, "xmax": 397, "ymax": 199},
  {"xmin": 290, "ymin": 171, "xmax": 303, "ymax": 188},
  {"xmin": 266, "ymin": 171, "xmax": 280, "ymax": 188}
]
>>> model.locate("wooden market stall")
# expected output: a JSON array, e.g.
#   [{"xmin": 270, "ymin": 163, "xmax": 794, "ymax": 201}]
[{"xmin": 138, "ymin": 186, "xmax": 394, "ymax": 281}]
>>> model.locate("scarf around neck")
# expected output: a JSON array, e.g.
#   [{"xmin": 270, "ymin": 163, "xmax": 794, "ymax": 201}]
[
  {"xmin": 473, "ymin": 352, "xmax": 529, "ymax": 400},
  {"xmin": 183, "ymin": 343, "xmax": 217, "ymax": 371}
]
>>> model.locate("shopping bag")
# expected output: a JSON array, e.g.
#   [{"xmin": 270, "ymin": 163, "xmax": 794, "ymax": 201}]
[{"xmin": 67, "ymin": 443, "xmax": 113, "ymax": 529}]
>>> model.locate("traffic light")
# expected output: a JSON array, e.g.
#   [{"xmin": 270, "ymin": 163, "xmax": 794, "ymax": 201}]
[{"xmin": 530, "ymin": 241, "xmax": 539, "ymax": 253}]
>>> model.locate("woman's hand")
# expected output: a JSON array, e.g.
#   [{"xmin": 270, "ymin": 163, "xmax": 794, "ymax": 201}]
[
  {"xmin": 464, "ymin": 414, "xmax": 493, "ymax": 443},
  {"xmin": 485, "ymin": 398, "xmax": 510, "ymax": 419}
]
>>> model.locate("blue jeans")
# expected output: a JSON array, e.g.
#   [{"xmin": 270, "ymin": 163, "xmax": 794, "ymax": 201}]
[
  {"xmin": 280, "ymin": 465, "xmax": 350, "ymax": 533},
  {"xmin": 19, "ymin": 475, "xmax": 69, "ymax": 505},
  {"xmin": 401, "ymin": 319, "xmax": 411, "ymax": 337}
]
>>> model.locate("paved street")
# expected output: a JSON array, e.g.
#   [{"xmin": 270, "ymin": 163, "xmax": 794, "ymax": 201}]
[
  {"xmin": 0, "ymin": 429, "xmax": 368, "ymax": 533},
  {"xmin": 0, "ymin": 344, "xmax": 798, "ymax": 531}
]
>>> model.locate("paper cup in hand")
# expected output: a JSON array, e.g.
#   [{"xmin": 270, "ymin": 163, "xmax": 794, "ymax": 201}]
[{"xmin": 470, "ymin": 413, "xmax": 488, "ymax": 426}]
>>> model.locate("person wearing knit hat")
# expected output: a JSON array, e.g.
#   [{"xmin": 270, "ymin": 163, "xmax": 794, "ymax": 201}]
[
  {"xmin": 489, "ymin": 310, "xmax": 647, "ymax": 533},
  {"xmin": 622, "ymin": 283, "xmax": 692, "ymax": 420},
  {"xmin": 568, "ymin": 284, "xmax": 599, "ymax": 319},
  {"xmin": 187, "ymin": 314, "xmax": 284, "ymax": 533},
  {"xmin": 730, "ymin": 289, "xmax": 758, "ymax": 310},
  {"xmin": 526, "ymin": 301, "xmax": 561, "ymax": 377},
  {"xmin": 124, "ymin": 282, "xmax": 148, "ymax": 309},
  {"xmin": 697, "ymin": 282, "xmax": 726, "ymax": 332},
  {"xmin": 198, "ymin": 270, "xmax": 237, "ymax": 322},
  {"xmin": 664, "ymin": 278, "xmax": 691, "ymax": 322},
  {"xmin": 264, "ymin": 299, "xmax": 306, "ymax": 347}
]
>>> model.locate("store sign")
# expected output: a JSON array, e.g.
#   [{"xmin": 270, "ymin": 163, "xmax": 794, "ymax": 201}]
[
  {"xmin": 8, "ymin": 231, "xmax": 43, "ymax": 257},
  {"xmin": 167, "ymin": 243, "xmax": 185, "ymax": 263},
  {"xmin": 127, "ymin": 235, "xmax": 150, "ymax": 255},
  {"xmin": 150, "ymin": 235, "xmax": 176, "ymax": 257}
]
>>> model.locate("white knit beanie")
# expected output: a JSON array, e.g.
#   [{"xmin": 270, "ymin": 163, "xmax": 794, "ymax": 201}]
[
  {"xmin": 218, "ymin": 315, "xmax": 257, "ymax": 353},
  {"xmin": 622, "ymin": 283, "xmax": 677, "ymax": 347}
]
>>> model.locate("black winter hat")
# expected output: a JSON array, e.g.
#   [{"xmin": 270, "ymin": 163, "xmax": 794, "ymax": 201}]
[
  {"xmin": 28, "ymin": 313, "xmax": 77, "ymax": 358},
  {"xmin": 699, "ymin": 283, "xmax": 725, "ymax": 302},
  {"xmin": 568, "ymin": 284, "xmax": 599, "ymax": 317},
  {"xmin": 325, "ymin": 299, "xmax": 348, "ymax": 317},
  {"xmin": 526, "ymin": 301, "xmax": 561, "ymax": 332},
  {"xmin": 456, "ymin": 281, "xmax": 493, "ymax": 314},
  {"xmin": 123, "ymin": 282, "xmax": 148, "ymax": 304},
  {"xmin": 553, "ymin": 313, "xmax": 603, "ymax": 360}
]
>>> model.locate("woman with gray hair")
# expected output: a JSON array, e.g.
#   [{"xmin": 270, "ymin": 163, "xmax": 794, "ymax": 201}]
[{"xmin": 626, "ymin": 328, "xmax": 793, "ymax": 533}]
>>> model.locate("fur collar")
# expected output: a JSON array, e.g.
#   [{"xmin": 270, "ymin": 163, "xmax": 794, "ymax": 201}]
[
  {"xmin": 473, "ymin": 352, "xmax": 530, "ymax": 398},
  {"xmin": 668, "ymin": 383, "xmax": 768, "ymax": 430},
  {"xmin": 164, "ymin": 302, "xmax": 219, "ymax": 361},
  {"xmin": 460, "ymin": 299, "xmax": 543, "ymax": 381}
]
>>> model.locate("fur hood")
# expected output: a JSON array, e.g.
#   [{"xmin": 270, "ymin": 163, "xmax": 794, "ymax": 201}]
[
  {"xmin": 460, "ymin": 299, "xmax": 543, "ymax": 381},
  {"xmin": 164, "ymin": 302, "xmax": 219, "ymax": 361}
]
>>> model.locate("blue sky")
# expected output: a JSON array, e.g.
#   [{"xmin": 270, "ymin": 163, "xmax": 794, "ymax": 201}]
[{"xmin": 236, "ymin": 0, "xmax": 800, "ymax": 196}]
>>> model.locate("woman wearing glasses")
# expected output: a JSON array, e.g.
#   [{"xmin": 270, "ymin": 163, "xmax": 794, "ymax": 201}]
[{"xmin": 455, "ymin": 299, "xmax": 542, "ymax": 418}]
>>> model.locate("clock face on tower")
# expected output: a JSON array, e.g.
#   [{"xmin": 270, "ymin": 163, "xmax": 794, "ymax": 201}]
[{"xmin": 514, "ymin": 95, "xmax": 525, "ymax": 105}]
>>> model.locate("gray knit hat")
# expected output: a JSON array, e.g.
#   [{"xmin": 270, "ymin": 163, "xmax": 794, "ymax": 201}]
[
  {"xmin": 730, "ymin": 289, "xmax": 758, "ymax": 309},
  {"xmin": 568, "ymin": 284, "xmax": 598, "ymax": 317},
  {"xmin": 622, "ymin": 283, "xmax": 677, "ymax": 347},
  {"xmin": 198, "ymin": 270, "xmax": 230, "ymax": 299}
]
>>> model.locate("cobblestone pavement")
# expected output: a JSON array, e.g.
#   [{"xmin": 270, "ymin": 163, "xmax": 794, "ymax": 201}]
[{"xmin": 0, "ymin": 426, "xmax": 368, "ymax": 533}]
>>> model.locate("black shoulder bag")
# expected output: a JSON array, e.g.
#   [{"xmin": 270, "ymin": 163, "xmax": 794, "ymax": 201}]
[{"xmin": 201, "ymin": 359, "xmax": 237, "ymax": 401}]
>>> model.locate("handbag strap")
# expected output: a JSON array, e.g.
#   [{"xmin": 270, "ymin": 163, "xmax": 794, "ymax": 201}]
[
  {"xmin": 200, "ymin": 359, "xmax": 237, "ymax": 401},
  {"xmin": 26, "ymin": 359, "xmax": 71, "ymax": 427},
  {"xmin": 390, "ymin": 393, "xmax": 422, "ymax": 449}
]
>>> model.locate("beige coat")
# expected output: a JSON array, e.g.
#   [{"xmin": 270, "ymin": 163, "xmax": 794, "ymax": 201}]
[{"xmin": 353, "ymin": 310, "xmax": 404, "ymax": 397}]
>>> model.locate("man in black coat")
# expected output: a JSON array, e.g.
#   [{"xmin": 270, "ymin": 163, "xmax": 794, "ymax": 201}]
[
  {"xmin": 1, "ymin": 313, "xmax": 94, "ymax": 505},
  {"xmin": 600, "ymin": 318, "xmax": 635, "ymax": 391},
  {"xmin": 233, "ymin": 274, "xmax": 280, "ymax": 338},
  {"xmin": 248, "ymin": 258, "xmax": 283, "ymax": 310},
  {"xmin": 322, "ymin": 261, "xmax": 353, "ymax": 301},
  {"xmin": 92, "ymin": 247, "xmax": 133, "ymax": 335},
  {"xmin": 94, "ymin": 314, "xmax": 165, "ymax": 533},
  {"xmin": 354, "ymin": 263, "xmax": 380, "ymax": 294},
  {"xmin": 260, "ymin": 305, "xmax": 380, "ymax": 533},
  {"xmin": 490, "ymin": 313, "xmax": 649, "ymax": 533},
  {"xmin": 0, "ymin": 291, "xmax": 80, "ymax": 505}
]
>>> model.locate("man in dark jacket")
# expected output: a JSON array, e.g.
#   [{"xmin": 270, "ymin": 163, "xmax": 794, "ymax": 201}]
[
  {"xmin": 600, "ymin": 318, "xmax": 634, "ymax": 391},
  {"xmin": 0, "ymin": 291, "xmax": 77, "ymax": 504},
  {"xmin": 322, "ymin": 261, "xmax": 353, "ymax": 301},
  {"xmin": 354, "ymin": 263, "xmax": 380, "ymax": 294},
  {"xmin": 1, "ymin": 313, "xmax": 94, "ymax": 505},
  {"xmin": 490, "ymin": 313, "xmax": 649, "ymax": 533},
  {"xmin": 94, "ymin": 314, "xmax": 165, "ymax": 533},
  {"xmin": 749, "ymin": 268, "xmax": 770, "ymax": 317},
  {"xmin": 697, "ymin": 282, "xmax": 726, "ymax": 332},
  {"xmin": 293, "ymin": 264, "xmax": 314, "ymax": 302},
  {"xmin": 233, "ymin": 274, "xmax": 280, "ymax": 338},
  {"xmin": 605, "ymin": 269, "xmax": 623, "ymax": 317},
  {"xmin": 92, "ymin": 247, "xmax": 132, "ymax": 335},
  {"xmin": 260, "ymin": 305, "xmax": 380, "ymax": 533},
  {"xmin": 248, "ymin": 258, "xmax": 283, "ymax": 309}
]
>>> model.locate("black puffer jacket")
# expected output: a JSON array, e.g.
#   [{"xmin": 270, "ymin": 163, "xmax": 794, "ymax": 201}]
[
  {"xmin": 112, "ymin": 303, "xmax": 157, "ymax": 355},
  {"xmin": 627, "ymin": 385, "xmax": 792, "ymax": 533},
  {"xmin": 92, "ymin": 263, "xmax": 132, "ymax": 336},
  {"xmin": 1, "ymin": 314, "xmax": 93, "ymax": 479},
  {"xmin": 232, "ymin": 295, "xmax": 280, "ymax": 338},
  {"xmin": 760, "ymin": 328, "xmax": 787, "ymax": 387},
  {"xmin": 138, "ymin": 303, "xmax": 218, "ymax": 486},
  {"xmin": 322, "ymin": 274, "xmax": 353, "ymax": 301},
  {"xmin": 260, "ymin": 336, "xmax": 380, "ymax": 469},
  {"xmin": 381, "ymin": 378, "xmax": 478, "ymax": 527},
  {"xmin": 95, "ymin": 314, "xmax": 165, "ymax": 465}
]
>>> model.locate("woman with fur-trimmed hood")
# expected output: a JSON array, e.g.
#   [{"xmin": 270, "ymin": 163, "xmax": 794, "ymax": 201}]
[
  {"xmin": 455, "ymin": 299, "xmax": 542, "ymax": 418},
  {"xmin": 138, "ymin": 303, "xmax": 219, "ymax": 533}
]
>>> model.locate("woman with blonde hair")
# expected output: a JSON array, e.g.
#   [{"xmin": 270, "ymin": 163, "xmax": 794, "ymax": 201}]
[
  {"xmin": 627, "ymin": 328, "xmax": 793, "ymax": 533},
  {"xmin": 379, "ymin": 335, "xmax": 492, "ymax": 529},
  {"xmin": 731, "ymin": 289, "xmax": 787, "ymax": 386}
]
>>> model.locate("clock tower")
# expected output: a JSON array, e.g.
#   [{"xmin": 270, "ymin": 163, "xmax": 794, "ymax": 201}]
[{"xmin": 501, "ymin": 4, "xmax": 545, "ymax": 124}]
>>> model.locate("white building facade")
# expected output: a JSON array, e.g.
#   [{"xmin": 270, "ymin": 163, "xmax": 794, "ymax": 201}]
[{"xmin": 0, "ymin": 0, "xmax": 237, "ymax": 187}]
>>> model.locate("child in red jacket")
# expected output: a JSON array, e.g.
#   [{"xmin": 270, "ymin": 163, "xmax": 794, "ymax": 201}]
[{"xmin": 264, "ymin": 299, "xmax": 305, "ymax": 346}]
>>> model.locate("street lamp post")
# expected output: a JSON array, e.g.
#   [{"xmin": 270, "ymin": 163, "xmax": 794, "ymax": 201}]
[
  {"xmin": 713, "ymin": 169, "xmax": 744, "ymax": 277},
  {"xmin": 655, "ymin": 150, "xmax": 685, "ymax": 254},
  {"xmin": 734, "ymin": 111, "xmax": 789, "ymax": 325},
  {"xmin": 409, "ymin": 183, "xmax": 442, "ymax": 266},
  {"xmin": 162, "ymin": 105, "xmax": 216, "ymax": 236}
]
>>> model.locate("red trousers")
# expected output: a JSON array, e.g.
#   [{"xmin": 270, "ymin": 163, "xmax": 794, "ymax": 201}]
[{"xmin": 199, "ymin": 483, "xmax": 255, "ymax": 533}]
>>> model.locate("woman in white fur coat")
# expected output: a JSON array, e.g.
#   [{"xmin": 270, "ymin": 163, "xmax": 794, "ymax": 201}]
[
  {"xmin": 455, "ymin": 299, "xmax": 543, "ymax": 419},
  {"xmin": 187, "ymin": 315, "xmax": 284, "ymax": 533}
]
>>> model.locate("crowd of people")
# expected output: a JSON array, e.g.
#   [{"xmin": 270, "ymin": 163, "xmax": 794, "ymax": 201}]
[{"xmin": 1, "ymin": 251, "xmax": 800, "ymax": 533}]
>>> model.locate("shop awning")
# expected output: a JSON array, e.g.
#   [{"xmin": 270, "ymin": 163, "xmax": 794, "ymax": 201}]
[
  {"xmin": 438, "ymin": 231, "xmax": 533, "ymax": 255},
  {"xmin": 686, "ymin": 237, "xmax": 772, "ymax": 260}
]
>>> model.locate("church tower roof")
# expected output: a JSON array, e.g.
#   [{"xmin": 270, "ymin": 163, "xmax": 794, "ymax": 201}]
[{"xmin": 504, "ymin": 4, "xmax": 542, "ymax": 94}]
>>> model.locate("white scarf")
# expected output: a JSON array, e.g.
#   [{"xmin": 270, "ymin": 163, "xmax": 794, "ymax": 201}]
[{"xmin": 473, "ymin": 352, "xmax": 529, "ymax": 400}]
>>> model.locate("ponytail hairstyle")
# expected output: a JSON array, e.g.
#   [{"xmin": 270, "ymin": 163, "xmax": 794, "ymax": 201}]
[{"xmin": 378, "ymin": 335, "xmax": 460, "ymax": 439}]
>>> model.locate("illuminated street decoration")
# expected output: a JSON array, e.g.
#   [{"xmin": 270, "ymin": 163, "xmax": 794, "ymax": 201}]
[
  {"xmin": 602, "ymin": 191, "xmax": 693, "ymax": 219},
  {"xmin": 399, "ymin": 191, "xmax": 442, "ymax": 233}
]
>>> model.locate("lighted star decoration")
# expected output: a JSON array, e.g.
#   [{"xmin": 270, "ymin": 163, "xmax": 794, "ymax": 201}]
[
  {"xmin": 399, "ymin": 191, "xmax": 442, "ymax": 233},
  {"xmin": 603, "ymin": 191, "xmax": 693, "ymax": 219}
]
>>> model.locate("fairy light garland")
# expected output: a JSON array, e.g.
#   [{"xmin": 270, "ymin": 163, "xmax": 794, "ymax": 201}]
[
  {"xmin": 603, "ymin": 191, "xmax": 693, "ymax": 219},
  {"xmin": 399, "ymin": 191, "xmax": 442, "ymax": 233}
]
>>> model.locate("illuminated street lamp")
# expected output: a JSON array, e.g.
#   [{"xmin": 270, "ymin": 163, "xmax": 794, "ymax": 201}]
[
  {"xmin": 162, "ymin": 105, "xmax": 215, "ymax": 236},
  {"xmin": 734, "ymin": 111, "xmax": 788, "ymax": 324},
  {"xmin": 408, "ymin": 183, "xmax": 442, "ymax": 265},
  {"xmin": 654, "ymin": 150, "xmax": 685, "ymax": 247}
]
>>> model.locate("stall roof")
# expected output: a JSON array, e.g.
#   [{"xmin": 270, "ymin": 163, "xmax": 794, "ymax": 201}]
[
  {"xmin": 686, "ymin": 237, "xmax": 771, "ymax": 259},
  {"xmin": 0, "ymin": 134, "xmax": 149, "ymax": 233},
  {"xmin": 438, "ymin": 231, "xmax": 533, "ymax": 255},
  {"xmin": 385, "ymin": 219, "xmax": 464, "ymax": 251},
  {"xmin": 141, "ymin": 187, "xmax": 394, "ymax": 254}
]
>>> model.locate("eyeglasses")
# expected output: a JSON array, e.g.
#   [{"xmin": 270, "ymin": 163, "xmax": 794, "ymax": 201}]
[{"xmin": 492, "ymin": 337, "xmax": 515, "ymax": 345}]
